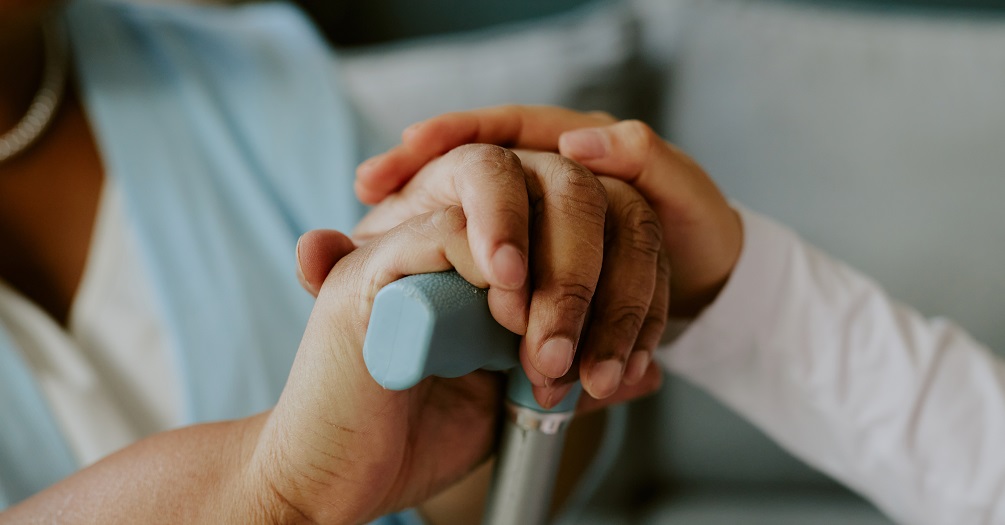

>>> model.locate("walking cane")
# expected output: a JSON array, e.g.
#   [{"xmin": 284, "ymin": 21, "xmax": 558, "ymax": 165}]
[{"xmin": 363, "ymin": 271, "xmax": 582, "ymax": 525}]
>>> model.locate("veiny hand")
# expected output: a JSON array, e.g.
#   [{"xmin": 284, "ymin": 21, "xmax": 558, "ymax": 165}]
[
  {"xmin": 321, "ymin": 143, "xmax": 665, "ymax": 406},
  {"xmin": 356, "ymin": 105, "xmax": 743, "ymax": 318}
]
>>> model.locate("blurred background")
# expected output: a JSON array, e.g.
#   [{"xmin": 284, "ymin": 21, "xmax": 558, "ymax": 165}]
[{"xmin": 129, "ymin": 0, "xmax": 1005, "ymax": 523}]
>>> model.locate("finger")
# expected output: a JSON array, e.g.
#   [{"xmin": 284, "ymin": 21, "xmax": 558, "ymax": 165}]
[
  {"xmin": 531, "ymin": 180, "xmax": 663, "ymax": 405},
  {"xmin": 520, "ymin": 339, "xmax": 553, "ymax": 389},
  {"xmin": 276, "ymin": 207, "xmax": 487, "ymax": 517},
  {"xmin": 559, "ymin": 120, "xmax": 742, "ymax": 316},
  {"xmin": 577, "ymin": 178, "xmax": 662, "ymax": 400},
  {"xmin": 576, "ymin": 363, "xmax": 663, "ymax": 414},
  {"xmin": 356, "ymin": 105, "xmax": 616, "ymax": 204},
  {"xmin": 314, "ymin": 206, "xmax": 486, "ymax": 360},
  {"xmin": 353, "ymin": 144, "xmax": 532, "ymax": 334},
  {"xmin": 516, "ymin": 151, "xmax": 608, "ymax": 383},
  {"xmin": 355, "ymin": 149, "xmax": 431, "ymax": 205},
  {"xmin": 530, "ymin": 335, "xmax": 585, "ymax": 408},
  {"xmin": 623, "ymin": 247, "xmax": 670, "ymax": 387},
  {"xmin": 401, "ymin": 106, "xmax": 618, "ymax": 156},
  {"xmin": 310, "ymin": 207, "xmax": 488, "ymax": 438},
  {"xmin": 344, "ymin": 206, "xmax": 487, "ymax": 302},
  {"xmin": 558, "ymin": 120, "xmax": 709, "ymax": 215},
  {"xmin": 533, "ymin": 355, "xmax": 663, "ymax": 412},
  {"xmin": 296, "ymin": 229, "xmax": 357, "ymax": 298}
]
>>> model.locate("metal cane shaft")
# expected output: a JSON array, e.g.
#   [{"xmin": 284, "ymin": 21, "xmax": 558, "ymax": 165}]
[{"xmin": 483, "ymin": 403, "xmax": 574, "ymax": 525}]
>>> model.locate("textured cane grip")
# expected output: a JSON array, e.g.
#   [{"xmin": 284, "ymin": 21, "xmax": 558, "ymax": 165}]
[{"xmin": 363, "ymin": 271, "xmax": 520, "ymax": 390}]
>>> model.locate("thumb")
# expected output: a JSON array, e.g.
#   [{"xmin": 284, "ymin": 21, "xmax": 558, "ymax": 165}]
[
  {"xmin": 296, "ymin": 229, "xmax": 357, "ymax": 297},
  {"xmin": 557, "ymin": 120, "xmax": 714, "ymax": 223},
  {"xmin": 559, "ymin": 120, "xmax": 743, "ymax": 316}
]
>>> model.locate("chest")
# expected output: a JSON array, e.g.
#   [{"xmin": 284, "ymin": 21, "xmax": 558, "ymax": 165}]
[
  {"xmin": 0, "ymin": 94, "xmax": 103, "ymax": 325},
  {"xmin": 0, "ymin": 179, "xmax": 181, "ymax": 466}
]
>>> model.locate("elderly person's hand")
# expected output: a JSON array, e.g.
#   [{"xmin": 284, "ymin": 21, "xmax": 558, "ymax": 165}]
[
  {"xmin": 266, "ymin": 139, "xmax": 673, "ymax": 521},
  {"xmin": 2, "ymin": 207, "xmax": 496, "ymax": 525},
  {"xmin": 255, "ymin": 207, "xmax": 502, "ymax": 524},
  {"xmin": 356, "ymin": 106, "xmax": 743, "ymax": 319},
  {"xmin": 4, "ymin": 138, "xmax": 666, "ymax": 525},
  {"xmin": 330, "ymin": 143, "xmax": 669, "ymax": 406}
]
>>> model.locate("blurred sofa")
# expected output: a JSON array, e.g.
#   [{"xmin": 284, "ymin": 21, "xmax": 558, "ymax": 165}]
[
  {"xmin": 623, "ymin": 2, "xmax": 1005, "ymax": 523},
  {"xmin": 325, "ymin": 0, "xmax": 1005, "ymax": 522}
]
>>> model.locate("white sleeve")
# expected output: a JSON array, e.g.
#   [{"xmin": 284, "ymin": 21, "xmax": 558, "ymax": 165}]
[{"xmin": 658, "ymin": 207, "xmax": 1005, "ymax": 525}]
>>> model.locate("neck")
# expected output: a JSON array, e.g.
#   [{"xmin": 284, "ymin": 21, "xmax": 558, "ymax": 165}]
[{"xmin": 0, "ymin": 20, "xmax": 47, "ymax": 132}]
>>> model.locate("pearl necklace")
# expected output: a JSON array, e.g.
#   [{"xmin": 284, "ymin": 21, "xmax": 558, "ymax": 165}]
[{"xmin": 0, "ymin": 19, "xmax": 69, "ymax": 164}]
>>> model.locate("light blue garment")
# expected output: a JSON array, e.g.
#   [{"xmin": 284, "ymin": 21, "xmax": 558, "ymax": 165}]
[{"xmin": 0, "ymin": 2, "xmax": 411, "ymax": 522}]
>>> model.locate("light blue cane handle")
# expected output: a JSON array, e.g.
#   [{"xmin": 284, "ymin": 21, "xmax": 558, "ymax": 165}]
[
  {"xmin": 364, "ymin": 271, "xmax": 517, "ymax": 386},
  {"xmin": 363, "ymin": 271, "xmax": 581, "ymax": 413}
]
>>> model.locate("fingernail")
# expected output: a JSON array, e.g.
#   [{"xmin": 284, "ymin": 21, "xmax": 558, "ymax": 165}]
[
  {"xmin": 538, "ymin": 338, "xmax": 575, "ymax": 378},
  {"xmin": 623, "ymin": 351, "xmax": 652, "ymax": 386},
  {"xmin": 491, "ymin": 243, "xmax": 526, "ymax": 289},
  {"xmin": 353, "ymin": 179, "xmax": 376, "ymax": 205},
  {"xmin": 532, "ymin": 385, "xmax": 550, "ymax": 407},
  {"xmin": 544, "ymin": 382, "xmax": 575, "ymax": 409},
  {"xmin": 560, "ymin": 129, "xmax": 609, "ymax": 160},
  {"xmin": 295, "ymin": 235, "xmax": 315, "ymax": 296},
  {"xmin": 521, "ymin": 339, "xmax": 550, "ymax": 387},
  {"xmin": 588, "ymin": 360, "xmax": 623, "ymax": 399}
]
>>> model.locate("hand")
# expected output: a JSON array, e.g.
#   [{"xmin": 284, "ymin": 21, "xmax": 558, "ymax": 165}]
[
  {"xmin": 356, "ymin": 105, "xmax": 743, "ymax": 317},
  {"xmin": 254, "ymin": 208, "xmax": 504, "ymax": 524},
  {"xmin": 353, "ymin": 106, "xmax": 617, "ymax": 205},
  {"xmin": 324, "ymin": 144, "xmax": 666, "ymax": 405}
]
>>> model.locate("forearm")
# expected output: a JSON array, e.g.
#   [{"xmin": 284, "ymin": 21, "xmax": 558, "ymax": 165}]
[
  {"xmin": 1, "ymin": 412, "xmax": 300, "ymax": 524},
  {"xmin": 660, "ymin": 206, "xmax": 1005, "ymax": 524}
]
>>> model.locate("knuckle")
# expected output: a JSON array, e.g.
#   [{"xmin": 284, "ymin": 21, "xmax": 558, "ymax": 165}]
[
  {"xmin": 455, "ymin": 143, "xmax": 521, "ymax": 169},
  {"xmin": 604, "ymin": 178, "xmax": 662, "ymax": 256},
  {"xmin": 620, "ymin": 120, "xmax": 659, "ymax": 171},
  {"xmin": 643, "ymin": 305, "xmax": 667, "ymax": 339},
  {"xmin": 552, "ymin": 280, "xmax": 596, "ymax": 320},
  {"xmin": 540, "ymin": 155, "xmax": 607, "ymax": 225},
  {"xmin": 605, "ymin": 303, "xmax": 648, "ymax": 352},
  {"xmin": 622, "ymin": 119, "xmax": 657, "ymax": 147},
  {"xmin": 453, "ymin": 144, "xmax": 526, "ymax": 191},
  {"xmin": 643, "ymin": 300, "xmax": 669, "ymax": 334},
  {"xmin": 621, "ymin": 199, "xmax": 663, "ymax": 257},
  {"xmin": 543, "ymin": 153, "xmax": 598, "ymax": 187},
  {"xmin": 430, "ymin": 205, "xmax": 468, "ymax": 236},
  {"xmin": 633, "ymin": 302, "xmax": 669, "ymax": 353}
]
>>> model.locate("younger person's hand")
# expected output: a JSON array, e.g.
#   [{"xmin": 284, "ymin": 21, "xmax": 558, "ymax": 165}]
[{"xmin": 356, "ymin": 105, "xmax": 742, "ymax": 318}]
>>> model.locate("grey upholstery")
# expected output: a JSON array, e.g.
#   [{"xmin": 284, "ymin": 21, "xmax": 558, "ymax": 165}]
[{"xmin": 340, "ymin": 1, "xmax": 1005, "ymax": 522}]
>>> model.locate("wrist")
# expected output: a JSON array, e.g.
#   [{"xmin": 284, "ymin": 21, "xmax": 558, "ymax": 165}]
[
  {"xmin": 222, "ymin": 413, "xmax": 317, "ymax": 525},
  {"xmin": 243, "ymin": 411, "xmax": 367, "ymax": 525},
  {"xmin": 669, "ymin": 207, "xmax": 744, "ymax": 318}
]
